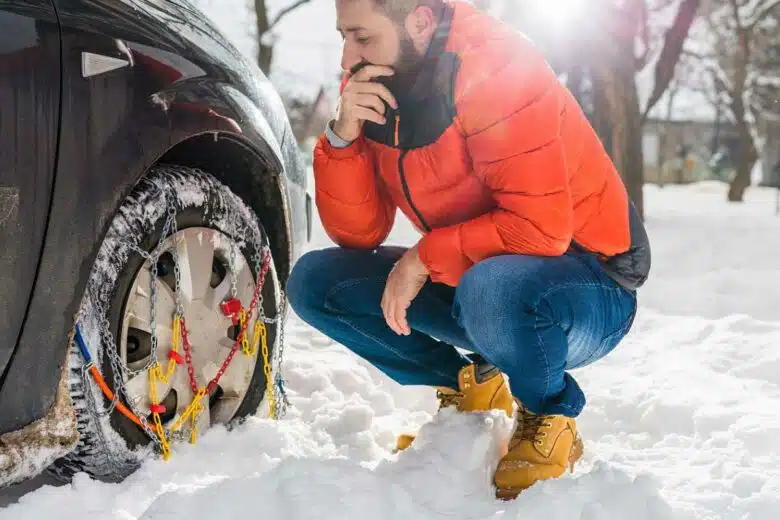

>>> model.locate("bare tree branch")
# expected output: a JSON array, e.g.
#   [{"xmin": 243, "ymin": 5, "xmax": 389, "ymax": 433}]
[
  {"xmin": 636, "ymin": 0, "xmax": 651, "ymax": 69},
  {"xmin": 268, "ymin": 0, "xmax": 313, "ymax": 32},
  {"xmin": 648, "ymin": 0, "xmax": 681, "ymax": 13},
  {"xmin": 747, "ymin": 0, "xmax": 780, "ymax": 28},
  {"xmin": 681, "ymin": 48, "xmax": 717, "ymax": 60},
  {"xmin": 253, "ymin": 0, "xmax": 312, "ymax": 73},
  {"xmin": 706, "ymin": 64, "xmax": 734, "ymax": 96},
  {"xmin": 642, "ymin": 0, "xmax": 701, "ymax": 120},
  {"xmin": 728, "ymin": 0, "xmax": 744, "ymax": 30}
]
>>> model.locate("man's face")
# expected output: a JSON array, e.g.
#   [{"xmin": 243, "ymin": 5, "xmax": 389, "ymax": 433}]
[{"xmin": 336, "ymin": 0, "xmax": 423, "ymax": 75}]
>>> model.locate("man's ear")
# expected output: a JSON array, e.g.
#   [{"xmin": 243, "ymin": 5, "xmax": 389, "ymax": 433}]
[{"xmin": 405, "ymin": 5, "xmax": 436, "ymax": 49}]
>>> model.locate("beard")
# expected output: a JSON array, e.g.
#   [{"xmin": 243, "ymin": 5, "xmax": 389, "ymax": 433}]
[
  {"xmin": 348, "ymin": 27, "xmax": 425, "ymax": 99},
  {"xmin": 380, "ymin": 29, "xmax": 425, "ymax": 98},
  {"xmin": 394, "ymin": 30, "xmax": 424, "ymax": 75}
]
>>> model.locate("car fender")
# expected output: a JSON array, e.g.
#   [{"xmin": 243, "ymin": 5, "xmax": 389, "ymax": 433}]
[{"xmin": 0, "ymin": 51, "xmax": 304, "ymax": 435}]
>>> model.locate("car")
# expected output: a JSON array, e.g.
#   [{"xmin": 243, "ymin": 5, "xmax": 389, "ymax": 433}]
[{"xmin": 0, "ymin": 0, "xmax": 311, "ymax": 487}]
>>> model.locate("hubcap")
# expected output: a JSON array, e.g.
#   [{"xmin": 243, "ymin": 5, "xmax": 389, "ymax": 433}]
[{"xmin": 119, "ymin": 227, "xmax": 261, "ymax": 434}]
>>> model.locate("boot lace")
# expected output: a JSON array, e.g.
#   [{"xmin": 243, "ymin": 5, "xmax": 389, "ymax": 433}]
[
  {"xmin": 509, "ymin": 407, "xmax": 553, "ymax": 449},
  {"xmin": 436, "ymin": 390, "xmax": 464, "ymax": 410}
]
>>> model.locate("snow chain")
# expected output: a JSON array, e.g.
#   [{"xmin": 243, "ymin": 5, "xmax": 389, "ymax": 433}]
[{"xmin": 69, "ymin": 182, "xmax": 290, "ymax": 462}]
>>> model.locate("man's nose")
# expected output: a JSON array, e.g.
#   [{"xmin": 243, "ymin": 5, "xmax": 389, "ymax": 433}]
[{"xmin": 340, "ymin": 43, "xmax": 361, "ymax": 72}]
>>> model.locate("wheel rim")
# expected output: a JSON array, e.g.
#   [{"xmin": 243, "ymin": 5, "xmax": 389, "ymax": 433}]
[{"xmin": 119, "ymin": 226, "xmax": 261, "ymax": 434}]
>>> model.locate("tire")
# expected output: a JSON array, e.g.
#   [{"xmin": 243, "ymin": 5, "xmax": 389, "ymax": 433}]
[{"xmin": 49, "ymin": 164, "xmax": 281, "ymax": 482}]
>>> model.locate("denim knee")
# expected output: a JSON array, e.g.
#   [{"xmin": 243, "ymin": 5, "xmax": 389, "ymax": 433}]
[
  {"xmin": 455, "ymin": 256, "xmax": 547, "ymax": 318},
  {"xmin": 453, "ymin": 256, "xmax": 553, "ymax": 364},
  {"xmin": 286, "ymin": 248, "xmax": 337, "ymax": 318}
]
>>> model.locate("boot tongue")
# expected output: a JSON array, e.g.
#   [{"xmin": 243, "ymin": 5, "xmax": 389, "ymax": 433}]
[
  {"xmin": 510, "ymin": 408, "xmax": 546, "ymax": 447},
  {"xmin": 474, "ymin": 363, "xmax": 499, "ymax": 383}
]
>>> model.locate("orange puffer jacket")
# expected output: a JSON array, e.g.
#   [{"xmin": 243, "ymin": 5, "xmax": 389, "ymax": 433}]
[{"xmin": 313, "ymin": 1, "xmax": 650, "ymax": 289}]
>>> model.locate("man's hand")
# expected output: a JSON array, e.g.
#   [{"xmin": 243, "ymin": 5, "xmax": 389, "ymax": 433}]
[
  {"xmin": 381, "ymin": 245, "xmax": 429, "ymax": 336},
  {"xmin": 333, "ymin": 65, "xmax": 398, "ymax": 143}
]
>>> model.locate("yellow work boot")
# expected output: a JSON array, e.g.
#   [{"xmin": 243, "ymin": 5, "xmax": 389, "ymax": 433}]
[
  {"xmin": 494, "ymin": 402, "xmax": 584, "ymax": 499},
  {"xmin": 395, "ymin": 362, "xmax": 514, "ymax": 452}
]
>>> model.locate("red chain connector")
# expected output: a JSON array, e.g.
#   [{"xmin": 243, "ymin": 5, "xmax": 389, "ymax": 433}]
[
  {"xmin": 150, "ymin": 403, "xmax": 166, "ymax": 414},
  {"xmin": 179, "ymin": 249, "xmax": 272, "ymax": 398},
  {"xmin": 168, "ymin": 350, "xmax": 184, "ymax": 365},
  {"xmin": 220, "ymin": 298, "xmax": 242, "ymax": 325}
]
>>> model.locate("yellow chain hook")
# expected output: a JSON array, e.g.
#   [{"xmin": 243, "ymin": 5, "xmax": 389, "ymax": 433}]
[
  {"xmin": 259, "ymin": 322, "xmax": 275, "ymax": 419},
  {"xmin": 239, "ymin": 309, "xmax": 252, "ymax": 355},
  {"xmin": 148, "ymin": 366, "xmax": 171, "ymax": 460},
  {"xmin": 170, "ymin": 387, "xmax": 207, "ymax": 434}
]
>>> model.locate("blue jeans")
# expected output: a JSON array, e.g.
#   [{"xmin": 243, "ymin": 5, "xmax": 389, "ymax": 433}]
[{"xmin": 286, "ymin": 246, "xmax": 637, "ymax": 418}]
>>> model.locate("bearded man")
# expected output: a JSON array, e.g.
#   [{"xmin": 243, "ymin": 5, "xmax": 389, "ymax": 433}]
[{"xmin": 287, "ymin": 0, "xmax": 650, "ymax": 499}]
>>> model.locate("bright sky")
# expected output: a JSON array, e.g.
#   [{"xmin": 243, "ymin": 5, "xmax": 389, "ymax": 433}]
[
  {"xmin": 519, "ymin": 0, "xmax": 589, "ymax": 31},
  {"xmin": 193, "ymin": 0, "xmax": 344, "ymax": 100}
]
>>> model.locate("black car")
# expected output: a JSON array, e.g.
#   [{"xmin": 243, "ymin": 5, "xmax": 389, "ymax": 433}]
[{"xmin": 0, "ymin": 0, "xmax": 310, "ymax": 487}]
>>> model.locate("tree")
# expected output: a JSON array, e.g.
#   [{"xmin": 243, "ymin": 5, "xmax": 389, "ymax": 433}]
[
  {"xmin": 681, "ymin": 0, "xmax": 780, "ymax": 201},
  {"xmin": 499, "ymin": 0, "xmax": 701, "ymax": 219},
  {"xmin": 254, "ymin": 0, "xmax": 313, "ymax": 74}
]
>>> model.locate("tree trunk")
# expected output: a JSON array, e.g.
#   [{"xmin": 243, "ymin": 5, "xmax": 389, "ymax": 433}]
[
  {"xmin": 656, "ymin": 83, "xmax": 679, "ymax": 186},
  {"xmin": 727, "ymin": 120, "xmax": 758, "ymax": 201},
  {"xmin": 589, "ymin": 75, "xmax": 613, "ymax": 154},
  {"xmin": 254, "ymin": 0, "xmax": 273, "ymax": 74},
  {"xmin": 591, "ymin": 49, "xmax": 645, "ymax": 219},
  {"xmin": 566, "ymin": 64, "xmax": 585, "ymax": 107},
  {"xmin": 258, "ymin": 44, "xmax": 273, "ymax": 75},
  {"xmin": 725, "ymin": 15, "xmax": 756, "ymax": 202}
]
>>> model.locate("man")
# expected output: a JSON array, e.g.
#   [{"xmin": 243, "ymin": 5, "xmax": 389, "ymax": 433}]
[{"xmin": 287, "ymin": 0, "xmax": 650, "ymax": 499}]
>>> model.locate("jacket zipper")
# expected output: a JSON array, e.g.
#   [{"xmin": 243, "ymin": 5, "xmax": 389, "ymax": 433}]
[{"xmin": 395, "ymin": 114, "xmax": 431, "ymax": 232}]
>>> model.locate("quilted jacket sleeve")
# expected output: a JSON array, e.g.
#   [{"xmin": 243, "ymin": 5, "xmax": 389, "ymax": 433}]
[
  {"xmin": 313, "ymin": 133, "xmax": 396, "ymax": 249},
  {"xmin": 418, "ymin": 36, "xmax": 573, "ymax": 286}
]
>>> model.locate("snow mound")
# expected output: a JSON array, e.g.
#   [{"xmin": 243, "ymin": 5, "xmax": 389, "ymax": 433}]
[
  {"xmin": 2, "ymin": 182, "xmax": 780, "ymax": 519},
  {"xmin": 0, "ymin": 315, "xmax": 721, "ymax": 520},
  {"xmin": 136, "ymin": 413, "xmax": 678, "ymax": 520}
]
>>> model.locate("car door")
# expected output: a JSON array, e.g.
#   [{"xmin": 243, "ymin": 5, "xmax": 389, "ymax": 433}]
[{"xmin": 0, "ymin": 1, "xmax": 60, "ymax": 376}]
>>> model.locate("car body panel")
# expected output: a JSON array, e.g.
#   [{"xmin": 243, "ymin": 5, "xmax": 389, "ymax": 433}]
[
  {"xmin": 0, "ymin": 1, "xmax": 61, "ymax": 395},
  {"xmin": 0, "ymin": 0, "xmax": 308, "ymax": 434}
]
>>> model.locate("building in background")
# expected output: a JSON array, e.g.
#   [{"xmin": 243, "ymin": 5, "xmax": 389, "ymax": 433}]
[
  {"xmin": 642, "ymin": 118, "xmax": 742, "ymax": 185},
  {"xmin": 756, "ymin": 118, "xmax": 780, "ymax": 187}
]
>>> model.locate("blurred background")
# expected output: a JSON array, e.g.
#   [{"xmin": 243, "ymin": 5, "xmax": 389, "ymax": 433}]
[{"xmin": 191, "ymin": 0, "xmax": 780, "ymax": 218}]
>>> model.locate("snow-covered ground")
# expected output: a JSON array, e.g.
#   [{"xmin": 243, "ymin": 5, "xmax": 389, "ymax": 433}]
[{"xmin": 1, "ymin": 181, "xmax": 778, "ymax": 519}]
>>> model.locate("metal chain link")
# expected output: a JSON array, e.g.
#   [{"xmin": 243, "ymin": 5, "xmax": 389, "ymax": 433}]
[
  {"xmin": 273, "ymin": 291, "xmax": 290, "ymax": 418},
  {"xmin": 78, "ymin": 177, "xmax": 290, "ymax": 456},
  {"xmin": 229, "ymin": 243, "xmax": 238, "ymax": 298},
  {"xmin": 79, "ymin": 363, "xmax": 128, "ymax": 472},
  {"xmin": 84, "ymin": 184, "xmax": 179, "ymax": 452},
  {"xmin": 112, "ymin": 186, "xmax": 178, "ymax": 377}
]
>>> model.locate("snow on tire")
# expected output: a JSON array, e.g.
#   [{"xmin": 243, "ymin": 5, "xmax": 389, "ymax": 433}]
[{"xmin": 49, "ymin": 164, "xmax": 281, "ymax": 482}]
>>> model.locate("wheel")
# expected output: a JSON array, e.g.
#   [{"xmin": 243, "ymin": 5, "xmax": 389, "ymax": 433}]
[{"xmin": 49, "ymin": 164, "xmax": 283, "ymax": 482}]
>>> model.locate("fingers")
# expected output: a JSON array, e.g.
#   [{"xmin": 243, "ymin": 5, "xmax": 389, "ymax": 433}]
[
  {"xmin": 352, "ymin": 105, "xmax": 386, "ymax": 125},
  {"xmin": 381, "ymin": 284, "xmax": 402, "ymax": 335},
  {"xmin": 380, "ymin": 281, "xmax": 398, "ymax": 335},
  {"xmin": 352, "ymin": 64, "xmax": 395, "ymax": 82},
  {"xmin": 387, "ymin": 299, "xmax": 406, "ymax": 336},
  {"xmin": 336, "ymin": 64, "xmax": 398, "ymax": 137},
  {"xmin": 353, "ymin": 93, "xmax": 388, "ymax": 119},
  {"xmin": 381, "ymin": 276, "xmax": 413, "ymax": 336},
  {"xmin": 357, "ymin": 82, "xmax": 398, "ymax": 109},
  {"xmin": 394, "ymin": 300, "xmax": 411, "ymax": 336},
  {"xmin": 345, "ymin": 72, "xmax": 398, "ymax": 109}
]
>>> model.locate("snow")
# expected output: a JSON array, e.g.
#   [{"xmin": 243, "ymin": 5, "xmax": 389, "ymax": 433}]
[{"xmin": 1, "ymin": 180, "xmax": 779, "ymax": 519}]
